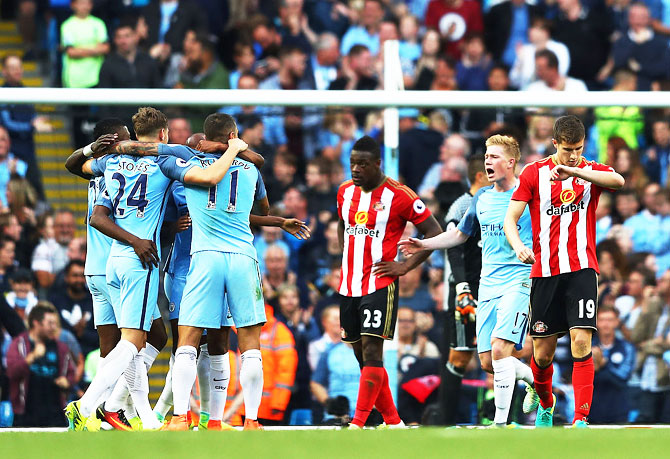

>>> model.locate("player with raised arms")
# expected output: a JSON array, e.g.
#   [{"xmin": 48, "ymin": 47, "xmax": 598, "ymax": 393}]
[
  {"xmin": 399, "ymin": 135, "xmax": 538, "ymax": 427},
  {"xmin": 504, "ymin": 115, "xmax": 625, "ymax": 427},
  {"xmin": 338, "ymin": 135, "xmax": 442, "ymax": 429}
]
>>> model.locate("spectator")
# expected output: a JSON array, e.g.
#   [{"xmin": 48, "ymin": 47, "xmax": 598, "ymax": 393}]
[
  {"xmin": 311, "ymin": 325, "xmax": 361, "ymax": 422},
  {"xmin": 612, "ymin": 145, "xmax": 649, "ymax": 196},
  {"xmin": 483, "ymin": 0, "xmax": 541, "ymax": 67},
  {"xmin": 419, "ymin": 133, "xmax": 470, "ymax": 198},
  {"xmin": 590, "ymin": 305, "xmax": 636, "ymax": 423},
  {"xmin": 5, "ymin": 268, "xmax": 38, "ymax": 320},
  {"xmin": 265, "ymin": 152, "xmax": 300, "ymax": 206},
  {"xmin": 0, "ymin": 237, "xmax": 17, "ymax": 293},
  {"xmin": 624, "ymin": 183, "xmax": 670, "ymax": 255},
  {"xmin": 410, "ymin": 28, "xmax": 442, "ymax": 89},
  {"xmin": 425, "ymin": 0, "xmax": 484, "ymax": 60},
  {"xmin": 399, "ymin": 109, "xmax": 444, "ymax": 191},
  {"xmin": 552, "ymin": 0, "xmax": 612, "ymax": 89},
  {"xmin": 509, "ymin": 18, "xmax": 571, "ymax": 90},
  {"xmin": 166, "ymin": 116, "xmax": 192, "ymax": 145},
  {"xmin": 178, "ymin": 32, "xmax": 229, "ymax": 132},
  {"xmin": 0, "ymin": 125, "xmax": 28, "ymax": 211},
  {"xmin": 281, "ymin": 186, "xmax": 321, "ymax": 274},
  {"xmin": 98, "ymin": 16, "xmax": 162, "ymax": 90},
  {"xmin": 247, "ymin": 14, "xmax": 282, "ymax": 79},
  {"xmin": 304, "ymin": 218, "xmax": 340, "ymax": 293},
  {"xmin": 0, "ymin": 293, "xmax": 25, "ymax": 396},
  {"xmin": 257, "ymin": 304, "xmax": 298, "ymax": 425},
  {"xmin": 525, "ymin": 49, "xmax": 588, "ymax": 92},
  {"xmin": 6, "ymin": 302, "xmax": 76, "ymax": 427},
  {"xmin": 262, "ymin": 244, "xmax": 310, "ymax": 309},
  {"xmin": 307, "ymin": 305, "xmax": 341, "ymax": 371},
  {"xmin": 277, "ymin": 0, "xmax": 317, "ymax": 55},
  {"xmin": 310, "ymin": 33, "xmax": 340, "ymax": 91},
  {"xmin": 229, "ymin": 41, "xmax": 256, "ymax": 89},
  {"xmin": 305, "ymin": 0, "xmax": 351, "ymax": 37},
  {"xmin": 48, "ymin": 260, "xmax": 96, "ymax": 357},
  {"xmin": 593, "ymin": 70, "xmax": 644, "ymax": 163},
  {"xmin": 418, "ymin": 55, "xmax": 458, "ymax": 91},
  {"xmin": 397, "ymin": 306, "xmax": 440, "ymax": 358},
  {"xmin": 455, "ymin": 33, "xmax": 492, "ymax": 91},
  {"xmin": 596, "ymin": 192, "xmax": 614, "ymax": 244},
  {"xmin": 611, "ymin": 3, "xmax": 670, "ymax": 91},
  {"xmin": 31, "ymin": 210, "xmax": 75, "ymax": 292},
  {"xmin": 1, "ymin": 54, "xmax": 50, "ymax": 200},
  {"xmin": 617, "ymin": 267, "xmax": 657, "ymax": 341},
  {"xmin": 398, "ymin": 266, "xmax": 435, "ymax": 312},
  {"xmin": 142, "ymin": 0, "xmax": 207, "ymax": 62},
  {"xmin": 304, "ymin": 157, "xmax": 337, "ymax": 221},
  {"xmin": 522, "ymin": 113, "xmax": 555, "ymax": 158},
  {"xmin": 614, "ymin": 188, "xmax": 640, "ymax": 224},
  {"xmin": 60, "ymin": 0, "xmax": 109, "ymax": 89},
  {"xmin": 238, "ymin": 114, "xmax": 275, "ymax": 167},
  {"xmin": 340, "ymin": 0, "xmax": 385, "ymax": 56},
  {"xmin": 398, "ymin": 14, "xmax": 422, "ymax": 76},
  {"xmin": 631, "ymin": 270, "xmax": 670, "ymax": 423},
  {"xmin": 253, "ymin": 224, "xmax": 291, "ymax": 276},
  {"xmin": 642, "ymin": 119, "xmax": 670, "ymax": 186},
  {"xmin": 56, "ymin": 318, "xmax": 85, "ymax": 396},
  {"xmin": 0, "ymin": 213, "xmax": 35, "ymax": 270}
]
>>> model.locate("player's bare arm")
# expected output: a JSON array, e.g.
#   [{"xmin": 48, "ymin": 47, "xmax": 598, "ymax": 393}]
[
  {"xmin": 399, "ymin": 225, "xmax": 469, "ymax": 255},
  {"xmin": 89, "ymin": 205, "xmax": 159, "ymax": 269},
  {"xmin": 65, "ymin": 133, "xmax": 118, "ymax": 178},
  {"xmin": 183, "ymin": 138, "xmax": 248, "ymax": 187},
  {"xmin": 338, "ymin": 218, "xmax": 345, "ymax": 252},
  {"xmin": 374, "ymin": 215, "xmax": 442, "ymax": 277},
  {"xmin": 197, "ymin": 140, "xmax": 265, "ymax": 168},
  {"xmin": 249, "ymin": 197, "xmax": 311, "ymax": 240},
  {"xmin": 550, "ymin": 165, "xmax": 625, "ymax": 190},
  {"xmin": 504, "ymin": 200, "xmax": 535, "ymax": 264}
]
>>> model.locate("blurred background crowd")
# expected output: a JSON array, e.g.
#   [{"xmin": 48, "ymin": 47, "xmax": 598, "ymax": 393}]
[{"xmin": 0, "ymin": 0, "xmax": 670, "ymax": 427}]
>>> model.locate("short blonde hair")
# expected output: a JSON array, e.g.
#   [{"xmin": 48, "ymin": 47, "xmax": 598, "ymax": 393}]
[{"xmin": 485, "ymin": 135, "xmax": 521, "ymax": 162}]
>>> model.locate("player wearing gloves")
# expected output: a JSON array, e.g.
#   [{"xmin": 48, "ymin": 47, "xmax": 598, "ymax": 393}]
[
  {"xmin": 399, "ymin": 135, "xmax": 539, "ymax": 427},
  {"xmin": 438, "ymin": 154, "xmax": 487, "ymax": 425}
]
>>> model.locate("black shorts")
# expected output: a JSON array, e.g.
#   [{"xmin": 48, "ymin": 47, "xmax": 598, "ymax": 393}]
[
  {"xmin": 340, "ymin": 280, "xmax": 399, "ymax": 343},
  {"xmin": 447, "ymin": 282, "xmax": 477, "ymax": 351},
  {"xmin": 529, "ymin": 268, "xmax": 598, "ymax": 337}
]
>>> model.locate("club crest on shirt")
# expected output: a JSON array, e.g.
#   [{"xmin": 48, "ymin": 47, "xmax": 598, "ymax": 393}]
[
  {"xmin": 575, "ymin": 177, "xmax": 587, "ymax": 186},
  {"xmin": 373, "ymin": 201, "xmax": 385, "ymax": 212},
  {"xmin": 532, "ymin": 321, "xmax": 547, "ymax": 333},
  {"xmin": 169, "ymin": 302, "xmax": 175, "ymax": 313}
]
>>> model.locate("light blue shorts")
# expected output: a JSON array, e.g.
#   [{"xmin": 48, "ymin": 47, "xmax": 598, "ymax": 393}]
[
  {"xmin": 106, "ymin": 256, "xmax": 160, "ymax": 332},
  {"xmin": 86, "ymin": 274, "xmax": 116, "ymax": 327},
  {"xmin": 179, "ymin": 251, "xmax": 266, "ymax": 329},
  {"xmin": 476, "ymin": 281, "xmax": 530, "ymax": 354},
  {"xmin": 165, "ymin": 272, "xmax": 186, "ymax": 322}
]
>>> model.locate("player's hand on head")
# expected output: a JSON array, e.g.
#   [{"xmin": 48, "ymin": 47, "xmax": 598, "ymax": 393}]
[
  {"xmin": 397, "ymin": 237, "xmax": 424, "ymax": 256},
  {"xmin": 132, "ymin": 238, "xmax": 159, "ymax": 269},
  {"xmin": 372, "ymin": 261, "xmax": 408, "ymax": 277},
  {"xmin": 227, "ymin": 138, "xmax": 248, "ymax": 152},
  {"xmin": 196, "ymin": 140, "xmax": 224, "ymax": 153},
  {"xmin": 91, "ymin": 133, "xmax": 118, "ymax": 155},
  {"xmin": 515, "ymin": 245, "xmax": 535, "ymax": 264},
  {"xmin": 281, "ymin": 218, "xmax": 311, "ymax": 240},
  {"xmin": 176, "ymin": 214, "xmax": 191, "ymax": 232}
]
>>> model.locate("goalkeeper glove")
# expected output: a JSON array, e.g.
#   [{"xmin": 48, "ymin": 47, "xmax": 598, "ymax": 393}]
[{"xmin": 455, "ymin": 282, "xmax": 477, "ymax": 324}]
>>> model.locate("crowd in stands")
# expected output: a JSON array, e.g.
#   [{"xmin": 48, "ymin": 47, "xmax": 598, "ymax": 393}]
[{"xmin": 1, "ymin": 0, "xmax": 670, "ymax": 426}]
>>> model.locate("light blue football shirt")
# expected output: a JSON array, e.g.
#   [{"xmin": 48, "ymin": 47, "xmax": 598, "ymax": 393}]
[
  {"xmin": 157, "ymin": 144, "xmax": 266, "ymax": 261},
  {"xmin": 164, "ymin": 181, "xmax": 191, "ymax": 277},
  {"xmin": 458, "ymin": 183, "xmax": 533, "ymax": 302},
  {"xmin": 91, "ymin": 153, "xmax": 189, "ymax": 258},
  {"xmin": 85, "ymin": 176, "xmax": 112, "ymax": 275}
]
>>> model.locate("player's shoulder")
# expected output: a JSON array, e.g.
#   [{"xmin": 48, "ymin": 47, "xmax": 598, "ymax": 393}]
[
  {"xmin": 519, "ymin": 156, "xmax": 552, "ymax": 175},
  {"xmin": 337, "ymin": 179, "xmax": 354, "ymax": 193},
  {"xmin": 385, "ymin": 178, "xmax": 419, "ymax": 201},
  {"xmin": 474, "ymin": 185, "xmax": 494, "ymax": 199}
]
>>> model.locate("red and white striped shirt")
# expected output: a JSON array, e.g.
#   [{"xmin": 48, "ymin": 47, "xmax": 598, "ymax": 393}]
[
  {"xmin": 512, "ymin": 156, "xmax": 614, "ymax": 278},
  {"xmin": 337, "ymin": 178, "xmax": 431, "ymax": 297}
]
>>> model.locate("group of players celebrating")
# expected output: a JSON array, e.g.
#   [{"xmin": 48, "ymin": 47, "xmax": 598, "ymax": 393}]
[{"xmin": 61, "ymin": 107, "xmax": 622, "ymax": 431}]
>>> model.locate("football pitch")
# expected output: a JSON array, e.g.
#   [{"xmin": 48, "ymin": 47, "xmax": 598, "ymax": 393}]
[{"xmin": 2, "ymin": 427, "xmax": 670, "ymax": 458}]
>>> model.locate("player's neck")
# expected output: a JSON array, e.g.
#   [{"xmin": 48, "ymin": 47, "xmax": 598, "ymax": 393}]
[
  {"xmin": 493, "ymin": 174, "xmax": 517, "ymax": 192},
  {"xmin": 360, "ymin": 172, "xmax": 386, "ymax": 192}
]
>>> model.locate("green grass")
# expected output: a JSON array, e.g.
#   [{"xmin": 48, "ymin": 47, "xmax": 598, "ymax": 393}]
[{"xmin": 2, "ymin": 428, "xmax": 670, "ymax": 459}]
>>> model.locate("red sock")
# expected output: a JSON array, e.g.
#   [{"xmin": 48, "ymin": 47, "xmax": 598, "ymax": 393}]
[
  {"xmin": 351, "ymin": 365, "xmax": 385, "ymax": 427},
  {"xmin": 572, "ymin": 354, "xmax": 594, "ymax": 423},
  {"xmin": 374, "ymin": 368, "xmax": 401, "ymax": 425},
  {"xmin": 531, "ymin": 356, "xmax": 554, "ymax": 409}
]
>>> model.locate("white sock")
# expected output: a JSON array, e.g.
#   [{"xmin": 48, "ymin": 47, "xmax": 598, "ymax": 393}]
[
  {"xmin": 92, "ymin": 357, "xmax": 113, "ymax": 409},
  {"xmin": 240, "ymin": 349, "xmax": 263, "ymax": 421},
  {"xmin": 513, "ymin": 357, "xmax": 534, "ymax": 386},
  {"xmin": 105, "ymin": 374, "xmax": 130, "ymax": 413},
  {"xmin": 209, "ymin": 352, "xmax": 230, "ymax": 422},
  {"xmin": 154, "ymin": 354, "xmax": 174, "ymax": 418},
  {"xmin": 124, "ymin": 353, "xmax": 161, "ymax": 429},
  {"xmin": 197, "ymin": 344, "xmax": 211, "ymax": 416},
  {"xmin": 141, "ymin": 343, "xmax": 160, "ymax": 371},
  {"xmin": 172, "ymin": 346, "xmax": 198, "ymax": 416},
  {"xmin": 492, "ymin": 357, "xmax": 516, "ymax": 425},
  {"xmin": 80, "ymin": 340, "xmax": 137, "ymax": 417}
]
